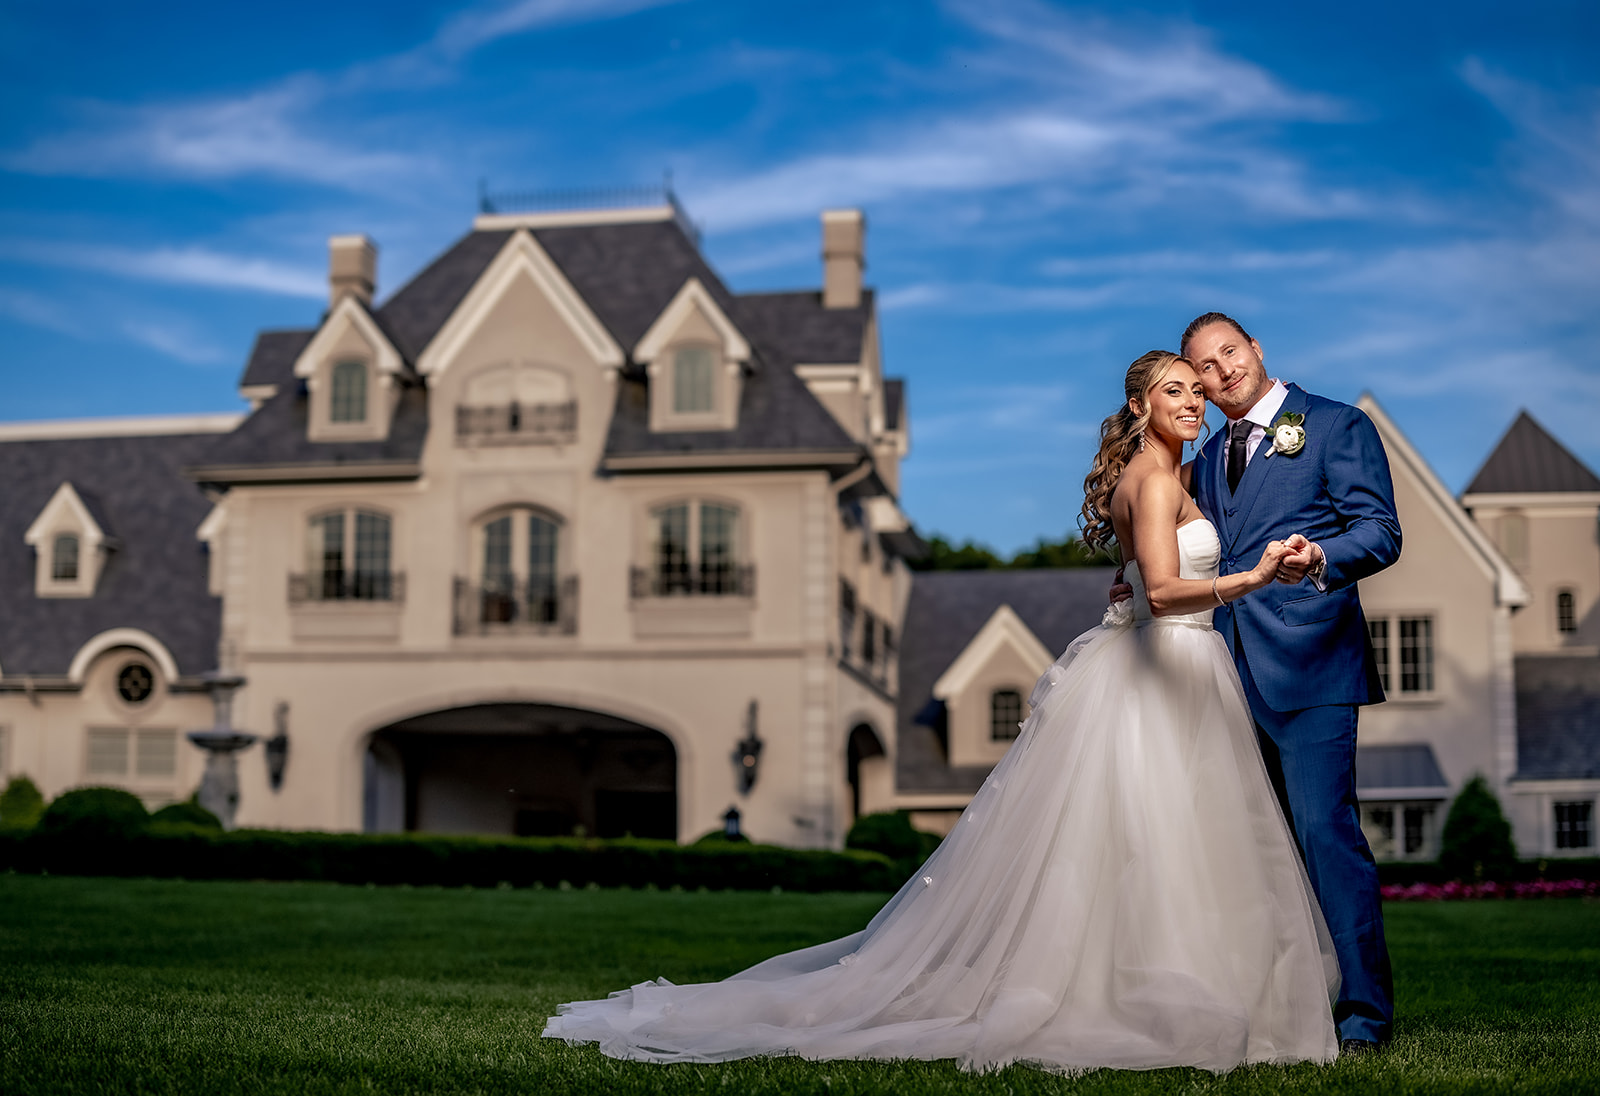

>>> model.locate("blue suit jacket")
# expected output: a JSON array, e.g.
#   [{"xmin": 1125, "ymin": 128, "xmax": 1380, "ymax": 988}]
[{"xmin": 1194, "ymin": 385, "xmax": 1401, "ymax": 712}]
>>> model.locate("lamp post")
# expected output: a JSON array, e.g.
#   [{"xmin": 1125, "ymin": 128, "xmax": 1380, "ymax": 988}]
[{"xmin": 186, "ymin": 671, "xmax": 256, "ymax": 829}]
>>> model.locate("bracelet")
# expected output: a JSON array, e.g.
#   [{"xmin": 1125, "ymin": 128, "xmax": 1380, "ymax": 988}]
[{"xmin": 1212, "ymin": 576, "xmax": 1225, "ymax": 606}]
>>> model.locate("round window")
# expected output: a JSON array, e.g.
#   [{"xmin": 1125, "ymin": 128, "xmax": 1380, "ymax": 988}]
[{"xmin": 117, "ymin": 662, "xmax": 155, "ymax": 704}]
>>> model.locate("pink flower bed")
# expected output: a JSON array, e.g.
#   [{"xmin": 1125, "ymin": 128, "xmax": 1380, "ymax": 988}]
[{"xmin": 1381, "ymin": 879, "xmax": 1599, "ymax": 901}]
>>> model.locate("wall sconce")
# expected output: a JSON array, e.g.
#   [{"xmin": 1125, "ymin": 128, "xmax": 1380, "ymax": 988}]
[
  {"xmin": 732, "ymin": 699, "xmax": 762, "ymax": 795},
  {"xmin": 264, "ymin": 701, "xmax": 290, "ymax": 792}
]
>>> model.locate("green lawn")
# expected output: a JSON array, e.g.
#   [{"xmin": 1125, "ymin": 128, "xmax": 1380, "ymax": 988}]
[{"xmin": 1, "ymin": 875, "xmax": 1596, "ymax": 1095}]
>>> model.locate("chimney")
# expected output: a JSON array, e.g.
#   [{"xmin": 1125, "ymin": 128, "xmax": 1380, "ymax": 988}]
[
  {"xmin": 328, "ymin": 234, "xmax": 377, "ymax": 307},
  {"xmin": 821, "ymin": 209, "xmax": 864, "ymax": 309}
]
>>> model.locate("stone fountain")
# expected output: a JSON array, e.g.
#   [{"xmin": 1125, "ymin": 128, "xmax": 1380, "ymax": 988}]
[{"xmin": 186, "ymin": 671, "xmax": 255, "ymax": 829}]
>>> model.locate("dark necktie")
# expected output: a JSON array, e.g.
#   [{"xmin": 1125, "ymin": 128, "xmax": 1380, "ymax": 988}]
[{"xmin": 1227, "ymin": 419, "xmax": 1252, "ymax": 493}]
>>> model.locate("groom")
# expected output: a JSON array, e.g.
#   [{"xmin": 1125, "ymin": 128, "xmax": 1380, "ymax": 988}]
[{"xmin": 1170, "ymin": 312, "xmax": 1399, "ymax": 1052}]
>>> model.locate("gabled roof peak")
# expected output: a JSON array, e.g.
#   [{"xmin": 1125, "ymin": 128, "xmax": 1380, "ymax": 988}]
[{"xmin": 1464, "ymin": 410, "xmax": 1600, "ymax": 496}]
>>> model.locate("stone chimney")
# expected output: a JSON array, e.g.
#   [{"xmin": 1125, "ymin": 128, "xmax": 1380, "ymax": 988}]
[
  {"xmin": 821, "ymin": 209, "xmax": 864, "ymax": 310},
  {"xmin": 328, "ymin": 234, "xmax": 377, "ymax": 306}
]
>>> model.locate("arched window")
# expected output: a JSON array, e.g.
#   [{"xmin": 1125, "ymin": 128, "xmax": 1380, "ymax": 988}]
[
  {"xmin": 672, "ymin": 346, "xmax": 716, "ymax": 413},
  {"xmin": 1557, "ymin": 589, "xmax": 1577, "ymax": 633},
  {"xmin": 639, "ymin": 500, "xmax": 749, "ymax": 597},
  {"xmin": 468, "ymin": 508, "xmax": 567, "ymax": 630},
  {"xmin": 51, "ymin": 533, "xmax": 80, "ymax": 581},
  {"xmin": 330, "ymin": 360, "xmax": 368, "ymax": 423},
  {"xmin": 302, "ymin": 509, "xmax": 395, "ymax": 600},
  {"xmin": 990, "ymin": 689, "xmax": 1024, "ymax": 741}
]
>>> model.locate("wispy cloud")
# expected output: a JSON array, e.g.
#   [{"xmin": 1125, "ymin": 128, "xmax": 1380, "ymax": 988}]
[
  {"xmin": 0, "ymin": 287, "xmax": 81, "ymax": 337},
  {"xmin": 434, "ymin": 0, "xmax": 691, "ymax": 58},
  {"xmin": 120, "ymin": 319, "xmax": 230, "ymax": 367},
  {"xmin": 2, "ymin": 240, "xmax": 325, "ymax": 298},
  {"xmin": 688, "ymin": 0, "xmax": 1361, "ymax": 231},
  {"xmin": 5, "ymin": 80, "xmax": 428, "ymax": 190}
]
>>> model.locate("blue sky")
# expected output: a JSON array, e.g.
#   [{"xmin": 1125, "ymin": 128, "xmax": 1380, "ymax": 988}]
[{"xmin": 3, "ymin": 0, "xmax": 1597, "ymax": 553}]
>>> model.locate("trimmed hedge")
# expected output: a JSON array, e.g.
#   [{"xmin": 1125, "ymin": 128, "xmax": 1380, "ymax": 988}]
[
  {"xmin": 1376, "ymin": 857, "xmax": 1600, "ymax": 887},
  {"xmin": 36, "ymin": 787, "xmax": 148, "ymax": 842},
  {"xmin": 0, "ymin": 827, "xmax": 900, "ymax": 893}
]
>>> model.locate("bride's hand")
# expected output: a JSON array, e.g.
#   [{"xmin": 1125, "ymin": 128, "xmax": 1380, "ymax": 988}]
[{"xmin": 1250, "ymin": 540, "xmax": 1289, "ymax": 587}]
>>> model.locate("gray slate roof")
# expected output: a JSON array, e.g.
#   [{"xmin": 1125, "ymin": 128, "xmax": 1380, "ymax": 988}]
[
  {"xmin": 1354, "ymin": 743, "xmax": 1449, "ymax": 792},
  {"xmin": 1514, "ymin": 655, "xmax": 1600, "ymax": 780},
  {"xmin": 0, "ymin": 433, "xmax": 221, "ymax": 679},
  {"xmin": 223, "ymin": 220, "xmax": 874, "ymax": 475},
  {"xmin": 896, "ymin": 568, "xmax": 1117, "ymax": 794},
  {"xmin": 1465, "ymin": 411, "xmax": 1600, "ymax": 495}
]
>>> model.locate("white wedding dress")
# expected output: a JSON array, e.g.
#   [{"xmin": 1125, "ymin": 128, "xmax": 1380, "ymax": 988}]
[{"xmin": 544, "ymin": 520, "xmax": 1340, "ymax": 1072}]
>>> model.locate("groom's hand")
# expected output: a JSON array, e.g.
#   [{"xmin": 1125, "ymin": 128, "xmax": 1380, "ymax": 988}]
[{"xmin": 1277, "ymin": 534, "xmax": 1324, "ymax": 584}]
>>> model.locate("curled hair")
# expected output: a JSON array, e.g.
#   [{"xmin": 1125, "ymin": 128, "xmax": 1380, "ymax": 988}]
[
  {"xmin": 1180, "ymin": 311, "xmax": 1252, "ymax": 357},
  {"xmin": 1079, "ymin": 350, "xmax": 1186, "ymax": 552}
]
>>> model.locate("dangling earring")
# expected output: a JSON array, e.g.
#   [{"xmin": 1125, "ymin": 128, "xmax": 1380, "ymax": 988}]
[{"xmin": 1137, "ymin": 432, "xmax": 1146, "ymax": 452}]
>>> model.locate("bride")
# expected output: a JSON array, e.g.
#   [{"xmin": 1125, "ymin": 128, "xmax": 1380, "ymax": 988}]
[{"xmin": 544, "ymin": 351, "xmax": 1341, "ymax": 1072}]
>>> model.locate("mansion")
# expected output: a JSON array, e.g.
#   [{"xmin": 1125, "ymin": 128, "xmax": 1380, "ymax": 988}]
[{"xmin": 0, "ymin": 198, "xmax": 1595, "ymax": 859}]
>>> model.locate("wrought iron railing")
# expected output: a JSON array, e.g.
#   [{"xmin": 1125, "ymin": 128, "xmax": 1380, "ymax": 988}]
[
  {"xmin": 453, "ymin": 575, "xmax": 578, "ymax": 635},
  {"xmin": 288, "ymin": 571, "xmax": 406, "ymax": 603},
  {"xmin": 456, "ymin": 400, "xmax": 578, "ymax": 446},
  {"xmin": 630, "ymin": 563, "xmax": 755, "ymax": 599}
]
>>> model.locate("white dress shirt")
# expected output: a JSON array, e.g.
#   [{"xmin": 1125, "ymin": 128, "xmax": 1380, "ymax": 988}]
[
  {"xmin": 1229, "ymin": 378, "xmax": 1289, "ymax": 468},
  {"xmin": 1224, "ymin": 379, "xmax": 1326, "ymax": 588}
]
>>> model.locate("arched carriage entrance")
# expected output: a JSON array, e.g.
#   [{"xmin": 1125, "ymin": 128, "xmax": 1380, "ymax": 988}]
[{"xmin": 363, "ymin": 702, "xmax": 677, "ymax": 839}]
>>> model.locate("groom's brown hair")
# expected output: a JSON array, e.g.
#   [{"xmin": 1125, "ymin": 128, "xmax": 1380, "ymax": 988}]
[{"xmin": 1180, "ymin": 312, "xmax": 1253, "ymax": 355}]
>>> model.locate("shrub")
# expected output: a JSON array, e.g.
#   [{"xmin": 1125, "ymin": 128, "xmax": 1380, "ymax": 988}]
[
  {"xmin": 0, "ymin": 827, "xmax": 902, "ymax": 893},
  {"xmin": 1439, "ymin": 774, "xmax": 1518, "ymax": 882},
  {"xmin": 36, "ymin": 787, "xmax": 149, "ymax": 843},
  {"xmin": 0, "ymin": 776, "xmax": 46, "ymax": 830},
  {"xmin": 692, "ymin": 829, "xmax": 749, "ymax": 845},
  {"xmin": 150, "ymin": 799, "xmax": 223, "ymax": 831},
  {"xmin": 845, "ymin": 811, "xmax": 940, "ymax": 863}
]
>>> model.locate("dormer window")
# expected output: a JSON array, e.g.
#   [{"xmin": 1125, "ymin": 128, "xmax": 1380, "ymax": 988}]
[
  {"xmin": 330, "ymin": 360, "xmax": 368, "ymax": 423},
  {"xmin": 52, "ymin": 534, "xmax": 80, "ymax": 581},
  {"xmin": 673, "ymin": 346, "xmax": 716, "ymax": 413},
  {"xmin": 25, "ymin": 482, "xmax": 109, "ymax": 598},
  {"xmin": 634, "ymin": 278, "xmax": 750, "ymax": 433}
]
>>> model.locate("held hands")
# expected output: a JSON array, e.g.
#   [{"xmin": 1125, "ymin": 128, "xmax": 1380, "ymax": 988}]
[
  {"xmin": 1251, "ymin": 540, "xmax": 1291, "ymax": 588},
  {"xmin": 1276, "ymin": 534, "xmax": 1324, "ymax": 585}
]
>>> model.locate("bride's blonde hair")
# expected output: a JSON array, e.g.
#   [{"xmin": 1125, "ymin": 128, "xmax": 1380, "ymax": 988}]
[{"xmin": 1079, "ymin": 350, "xmax": 1188, "ymax": 552}]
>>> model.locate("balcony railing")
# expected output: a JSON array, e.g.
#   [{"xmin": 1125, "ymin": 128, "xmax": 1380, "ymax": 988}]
[
  {"xmin": 630, "ymin": 564, "xmax": 755, "ymax": 599},
  {"xmin": 456, "ymin": 400, "xmax": 577, "ymax": 446},
  {"xmin": 288, "ymin": 571, "xmax": 406, "ymax": 603},
  {"xmin": 453, "ymin": 575, "xmax": 578, "ymax": 635}
]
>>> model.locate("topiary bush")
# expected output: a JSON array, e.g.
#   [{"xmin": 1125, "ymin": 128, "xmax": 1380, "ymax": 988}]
[
  {"xmin": 36, "ymin": 787, "xmax": 150, "ymax": 843},
  {"xmin": 1439, "ymin": 774, "xmax": 1518, "ymax": 882},
  {"xmin": 845, "ymin": 811, "xmax": 940, "ymax": 863},
  {"xmin": 149, "ymin": 799, "xmax": 223, "ymax": 831},
  {"xmin": 0, "ymin": 775, "xmax": 46, "ymax": 830},
  {"xmin": 692, "ymin": 829, "xmax": 749, "ymax": 845}
]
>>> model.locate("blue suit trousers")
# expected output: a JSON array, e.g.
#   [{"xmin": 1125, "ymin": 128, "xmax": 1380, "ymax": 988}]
[{"xmin": 1234, "ymin": 639, "xmax": 1394, "ymax": 1045}]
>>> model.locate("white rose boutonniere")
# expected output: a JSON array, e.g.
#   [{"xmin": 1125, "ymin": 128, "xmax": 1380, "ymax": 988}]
[{"xmin": 1265, "ymin": 412, "xmax": 1306, "ymax": 458}]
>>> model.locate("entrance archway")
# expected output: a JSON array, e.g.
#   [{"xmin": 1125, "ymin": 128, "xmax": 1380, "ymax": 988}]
[
  {"xmin": 363, "ymin": 702, "xmax": 677, "ymax": 839},
  {"xmin": 846, "ymin": 723, "xmax": 887, "ymax": 820}
]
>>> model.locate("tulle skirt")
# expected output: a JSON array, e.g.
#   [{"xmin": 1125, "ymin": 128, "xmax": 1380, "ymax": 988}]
[{"xmin": 543, "ymin": 616, "xmax": 1340, "ymax": 1073}]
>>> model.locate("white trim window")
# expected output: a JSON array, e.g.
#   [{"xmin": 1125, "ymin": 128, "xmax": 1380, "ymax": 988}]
[
  {"xmin": 329, "ymin": 360, "xmax": 368, "ymax": 423},
  {"xmin": 637, "ymin": 500, "xmax": 751, "ymax": 597},
  {"xmin": 1368, "ymin": 614, "xmax": 1434, "ymax": 695},
  {"xmin": 1555, "ymin": 800, "xmax": 1593, "ymax": 850},
  {"xmin": 52, "ymin": 533, "xmax": 80, "ymax": 581},
  {"xmin": 295, "ymin": 508, "xmax": 398, "ymax": 601},
  {"xmin": 470, "ymin": 507, "xmax": 567, "ymax": 629},
  {"xmin": 1361, "ymin": 801, "xmax": 1439, "ymax": 860},
  {"xmin": 85, "ymin": 726, "xmax": 178, "ymax": 784},
  {"xmin": 990, "ymin": 689, "xmax": 1024, "ymax": 741},
  {"xmin": 672, "ymin": 345, "xmax": 716, "ymax": 413},
  {"xmin": 1556, "ymin": 589, "xmax": 1577, "ymax": 634}
]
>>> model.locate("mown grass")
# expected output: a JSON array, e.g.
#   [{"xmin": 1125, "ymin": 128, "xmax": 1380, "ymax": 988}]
[{"xmin": 1, "ymin": 874, "xmax": 1596, "ymax": 1094}]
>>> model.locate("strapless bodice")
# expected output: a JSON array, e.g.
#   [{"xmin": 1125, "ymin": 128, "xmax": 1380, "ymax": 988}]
[{"xmin": 1125, "ymin": 519, "xmax": 1221, "ymax": 627}]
